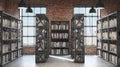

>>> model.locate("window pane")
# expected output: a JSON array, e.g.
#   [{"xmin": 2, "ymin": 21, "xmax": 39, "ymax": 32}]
[
  {"xmin": 41, "ymin": 8, "xmax": 46, "ymax": 14},
  {"xmin": 28, "ymin": 17, "xmax": 35, "ymax": 26},
  {"xmin": 27, "ymin": 37, "xmax": 36, "ymax": 45},
  {"xmin": 79, "ymin": 8, "xmax": 85, "ymax": 14},
  {"xmin": 23, "ymin": 27, "xmax": 27, "ymax": 36},
  {"xmin": 28, "ymin": 27, "xmax": 36, "ymax": 36},
  {"xmin": 22, "ymin": 8, "xmax": 28, "ymax": 16},
  {"xmin": 35, "ymin": 8, "xmax": 40, "ymax": 14},
  {"xmin": 23, "ymin": 37, "xmax": 36, "ymax": 46},
  {"xmin": 84, "ymin": 27, "xmax": 97, "ymax": 36},
  {"xmin": 23, "ymin": 17, "xmax": 28, "ymax": 26},
  {"xmin": 84, "ymin": 37, "xmax": 97, "ymax": 45},
  {"xmin": 74, "ymin": 7, "xmax": 80, "ymax": 14},
  {"xmin": 23, "ymin": 37, "xmax": 28, "ymax": 45}
]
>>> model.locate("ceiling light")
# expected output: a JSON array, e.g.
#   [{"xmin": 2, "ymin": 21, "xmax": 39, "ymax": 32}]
[
  {"xmin": 18, "ymin": 0, "xmax": 26, "ymax": 9},
  {"xmin": 89, "ymin": 6, "xmax": 96, "ymax": 13},
  {"xmin": 95, "ymin": 0, "xmax": 104, "ymax": 9},
  {"xmin": 26, "ymin": 6, "xmax": 33, "ymax": 13}
]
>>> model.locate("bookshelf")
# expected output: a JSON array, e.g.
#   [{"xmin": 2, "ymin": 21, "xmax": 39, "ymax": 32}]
[
  {"xmin": 97, "ymin": 11, "xmax": 120, "ymax": 67},
  {"xmin": 71, "ymin": 14, "xmax": 85, "ymax": 63},
  {"xmin": 50, "ymin": 21, "xmax": 70, "ymax": 55},
  {"xmin": 0, "ymin": 11, "xmax": 23, "ymax": 66},
  {"xmin": 35, "ymin": 14, "xmax": 49, "ymax": 63}
]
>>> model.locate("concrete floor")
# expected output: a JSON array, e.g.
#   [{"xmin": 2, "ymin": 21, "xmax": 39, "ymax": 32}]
[{"xmin": 3, "ymin": 55, "xmax": 115, "ymax": 67}]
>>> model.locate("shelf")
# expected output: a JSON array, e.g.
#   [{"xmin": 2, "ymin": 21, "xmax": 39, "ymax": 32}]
[
  {"xmin": 0, "ymin": 11, "xmax": 23, "ymax": 66},
  {"xmin": 51, "ymin": 39, "xmax": 69, "ymax": 42},
  {"xmin": 51, "ymin": 30, "xmax": 69, "ymax": 33},
  {"xmin": 51, "ymin": 47, "xmax": 69, "ymax": 49}
]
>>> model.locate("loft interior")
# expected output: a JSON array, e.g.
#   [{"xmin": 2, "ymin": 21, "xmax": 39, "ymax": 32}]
[{"xmin": 0, "ymin": 0, "xmax": 120, "ymax": 67}]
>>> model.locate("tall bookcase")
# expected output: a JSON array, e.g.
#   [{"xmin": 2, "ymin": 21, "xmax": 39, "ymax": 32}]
[
  {"xmin": 0, "ymin": 11, "xmax": 23, "ymax": 66},
  {"xmin": 71, "ymin": 14, "xmax": 85, "ymax": 63},
  {"xmin": 97, "ymin": 11, "xmax": 120, "ymax": 67},
  {"xmin": 50, "ymin": 21, "xmax": 70, "ymax": 55},
  {"xmin": 35, "ymin": 14, "xmax": 49, "ymax": 63}
]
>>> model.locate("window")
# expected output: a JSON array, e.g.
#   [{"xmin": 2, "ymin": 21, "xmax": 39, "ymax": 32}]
[
  {"xmin": 20, "ymin": 7, "xmax": 46, "ymax": 46},
  {"xmin": 74, "ymin": 7, "xmax": 100, "ymax": 45}
]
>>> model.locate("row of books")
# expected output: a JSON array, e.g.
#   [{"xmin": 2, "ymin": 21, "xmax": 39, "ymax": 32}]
[
  {"xmin": 97, "ymin": 22, "xmax": 101, "ymax": 30},
  {"xmin": 2, "ymin": 54, "xmax": 10, "ymax": 65},
  {"xmin": 103, "ymin": 43, "xmax": 108, "ymax": 51},
  {"xmin": 97, "ymin": 33, "xmax": 101, "ymax": 39},
  {"xmin": 97, "ymin": 50, "xmax": 102, "ymax": 57},
  {"xmin": 97, "ymin": 42, "xmax": 102, "ymax": 49},
  {"xmin": 11, "ymin": 22, "xmax": 18, "ymax": 28},
  {"xmin": 2, "ymin": 45, "xmax": 9, "ymax": 53},
  {"xmin": 110, "ymin": 44, "xmax": 117, "ymax": 54},
  {"xmin": 51, "ymin": 33, "xmax": 68, "ymax": 39},
  {"xmin": 11, "ymin": 33, "xmax": 17, "ymax": 39},
  {"xmin": 103, "ymin": 21, "xmax": 108, "ymax": 29},
  {"xmin": 51, "ymin": 49, "xmax": 69, "ymax": 55},
  {"xmin": 11, "ymin": 43, "xmax": 17, "ymax": 50},
  {"xmin": 51, "ymin": 42, "xmax": 69, "ymax": 47},
  {"xmin": 109, "ymin": 32, "xmax": 117, "ymax": 40},
  {"xmin": 102, "ymin": 32, "xmax": 108, "ymax": 39},
  {"xmin": 18, "ymin": 50, "xmax": 22, "ymax": 57},
  {"xmin": 18, "ymin": 42, "xmax": 22, "ymax": 49},
  {"xmin": 102, "ymin": 52, "xmax": 109, "ymax": 60},
  {"xmin": 3, "ymin": 19, "xmax": 11, "ymax": 27},
  {"xmin": 51, "ymin": 24, "xmax": 68, "ymax": 30},
  {"xmin": 109, "ymin": 54, "xmax": 117, "ymax": 65},
  {"xmin": 109, "ymin": 18, "xmax": 117, "ymax": 28},
  {"xmin": 11, "ymin": 51, "xmax": 17, "ymax": 60},
  {"xmin": 2, "ymin": 32, "xmax": 9, "ymax": 40},
  {"xmin": 98, "ymin": 18, "xmax": 117, "ymax": 29}
]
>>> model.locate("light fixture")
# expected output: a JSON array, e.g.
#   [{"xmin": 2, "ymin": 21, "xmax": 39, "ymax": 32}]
[
  {"xmin": 95, "ymin": 0, "xmax": 104, "ymax": 9},
  {"xmin": 89, "ymin": 6, "xmax": 96, "ymax": 13},
  {"xmin": 18, "ymin": 0, "xmax": 26, "ymax": 9},
  {"xmin": 26, "ymin": 6, "xmax": 33, "ymax": 13}
]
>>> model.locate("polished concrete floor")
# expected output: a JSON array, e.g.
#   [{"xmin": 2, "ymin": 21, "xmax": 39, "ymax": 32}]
[{"xmin": 3, "ymin": 55, "xmax": 115, "ymax": 67}]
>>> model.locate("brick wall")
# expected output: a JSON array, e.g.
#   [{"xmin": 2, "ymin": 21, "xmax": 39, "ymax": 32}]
[
  {"xmin": 0, "ymin": 1, "xmax": 5, "ymax": 11},
  {"xmin": 1, "ymin": 0, "xmax": 120, "ymax": 55}
]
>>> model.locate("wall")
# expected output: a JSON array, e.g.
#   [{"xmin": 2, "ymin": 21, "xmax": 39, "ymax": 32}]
[
  {"xmin": 100, "ymin": 0, "xmax": 120, "ymax": 17},
  {"xmin": 0, "ymin": 1, "xmax": 5, "ymax": 11},
  {"xmin": 2, "ymin": 0, "xmax": 120, "ymax": 55}
]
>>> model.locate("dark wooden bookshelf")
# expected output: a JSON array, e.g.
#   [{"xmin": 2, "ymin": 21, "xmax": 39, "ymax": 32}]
[
  {"xmin": 0, "ymin": 11, "xmax": 23, "ymax": 66},
  {"xmin": 50, "ymin": 21, "xmax": 70, "ymax": 55},
  {"xmin": 97, "ymin": 11, "xmax": 120, "ymax": 67}
]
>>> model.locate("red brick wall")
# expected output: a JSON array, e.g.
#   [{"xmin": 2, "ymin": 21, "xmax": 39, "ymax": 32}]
[
  {"xmin": 0, "ymin": 1, "xmax": 5, "ymax": 11},
  {"xmin": 100, "ymin": 0, "xmax": 120, "ymax": 18}
]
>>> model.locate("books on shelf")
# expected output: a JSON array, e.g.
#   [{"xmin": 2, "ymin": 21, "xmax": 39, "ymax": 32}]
[
  {"xmin": 103, "ymin": 32, "xmax": 108, "ymax": 39},
  {"xmin": 51, "ymin": 42, "xmax": 68, "ymax": 47},
  {"xmin": 103, "ymin": 43, "xmax": 108, "ymax": 51},
  {"xmin": 110, "ymin": 44, "xmax": 117, "ymax": 54},
  {"xmin": 51, "ymin": 23, "xmax": 68, "ymax": 30},
  {"xmin": 109, "ymin": 54, "xmax": 117, "ymax": 65},
  {"xmin": 109, "ymin": 32, "xmax": 117, "ymax": 40},
  {"xmin": 109, "ymin": 18, "xmax": 117, "ymax": 28},
  {"xmin": 51, "ymin": 33, "xmax": 68, "ymax": 39},
  {"xmin": 97, "ymin": 42, "xmax": 102, "ymax": 49},
  {"xmin": 103, "ymin": 21, "xmax": 108, "ymax": 29}
]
